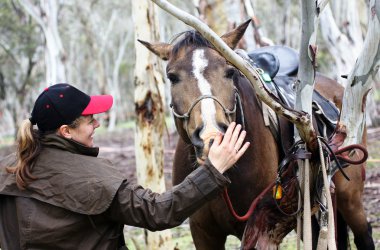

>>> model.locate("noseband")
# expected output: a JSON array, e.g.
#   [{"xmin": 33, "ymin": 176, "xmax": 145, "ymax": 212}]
[{"xmin": 170, "ymin": 88, "xmax": 245, "ymax": 139}]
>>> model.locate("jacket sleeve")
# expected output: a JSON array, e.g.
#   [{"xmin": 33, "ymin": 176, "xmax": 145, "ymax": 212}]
[{"xmin": 105, "ymin": 160, "xmax": 230, "ymax": 231}]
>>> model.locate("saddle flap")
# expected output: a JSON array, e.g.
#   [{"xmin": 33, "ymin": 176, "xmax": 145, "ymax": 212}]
[{"xmin": 264, "ymin": 75, "xmax": 340, "ymax": 156}]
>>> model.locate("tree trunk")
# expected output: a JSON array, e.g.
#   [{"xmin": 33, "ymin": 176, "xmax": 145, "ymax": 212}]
[
  {"xmin": 195, "ymin": 0, "xmax": 227, "ymax": 34},
  {"xmin": 337, "ymin": 0, "xmax": 380, "ymax": 147},
  {"xmin": 294, "ymin": 0, "xmax": 328, "ymax": 144},
  {"xmin": 132, "ymin": 1, "xmax": 171, "ymax": 249},
  {"xmin": 19, "ymin": 0, "xmax": 66, "ymax": 85},
  {"xmin": 107, "ymin": 31, "xmax": 130, "ymax": 131},
  {"xmin": 320, "ymin": 3, "xmax": 363, "ymax": 82},
  {"xmin": 295, "ymin": 1, "xmax": 321, "ymax": 248}
]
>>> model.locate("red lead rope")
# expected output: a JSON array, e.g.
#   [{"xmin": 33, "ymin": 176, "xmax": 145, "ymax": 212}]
[
  {"xmin": 333, "ymin": 144, "xmax": 368, "ymax": 165},
  {"xmin": 223, "ymin": 144, "xmax": 368, "ymax": 222},
  {"xmin": 222, "ymin": 181, "xmax": 276, "ymax": 222}
]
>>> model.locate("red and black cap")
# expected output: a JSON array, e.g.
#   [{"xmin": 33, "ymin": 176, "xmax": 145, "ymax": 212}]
[{"xmin": 30, "ymin": 83, "xmax": 113, "ymax": 132}]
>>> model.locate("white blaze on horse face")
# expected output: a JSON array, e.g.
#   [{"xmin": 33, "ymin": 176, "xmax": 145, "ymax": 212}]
[{"xmin": 192, "ymin": 49, "xmax": 218, "ymax": 143}]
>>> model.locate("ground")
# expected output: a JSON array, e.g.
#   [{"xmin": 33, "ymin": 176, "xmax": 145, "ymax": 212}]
[{"xmin": 0, "ymin": 126, "xmax": 379, "ymax": 249}]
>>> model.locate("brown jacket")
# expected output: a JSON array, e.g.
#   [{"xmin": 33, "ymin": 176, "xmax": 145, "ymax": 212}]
[{"xmin": 0, "ymin": 134, "xmax": 229, "ymax": 249}]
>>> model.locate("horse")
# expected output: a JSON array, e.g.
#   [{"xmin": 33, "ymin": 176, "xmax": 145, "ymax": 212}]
[{"xmin": 139, "ymin": 20, "xmax": 374, "ymax": 249}]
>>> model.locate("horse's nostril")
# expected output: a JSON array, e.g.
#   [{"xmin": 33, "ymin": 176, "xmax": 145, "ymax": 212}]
[
  {"xmin": 191, "ymin": 127, "xmax": 204, "ymax": 148},
  {"xmin": 218, "ymin": 123, "xmax": 228, "ymax": 134},
  {"xmin": 209, "ymin": 139, "xmax": 214, "ymax": 147}
]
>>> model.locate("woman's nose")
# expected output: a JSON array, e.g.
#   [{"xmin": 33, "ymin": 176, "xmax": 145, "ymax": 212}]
[{"xmin": 93, "ymin": 119, "xmax": 100, "ymax": 128}]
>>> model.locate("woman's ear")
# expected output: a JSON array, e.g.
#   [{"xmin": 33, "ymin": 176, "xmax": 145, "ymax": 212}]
[{"xmin": 57, "ymin": 125, "xmax": 72, "ymax": 139}]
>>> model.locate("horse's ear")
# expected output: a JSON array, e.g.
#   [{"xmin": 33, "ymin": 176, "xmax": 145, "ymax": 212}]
[
  {"xmin": 137, "ymin": 39, "xmax": 172, "ymax": 61},
  {"xmin": 220, "ymin": 19, "xmax": 251, "ymax": 49}
]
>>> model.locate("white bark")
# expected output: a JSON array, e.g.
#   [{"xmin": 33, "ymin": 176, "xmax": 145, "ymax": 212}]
[
  {"xmin": 295, "ymin": 0, "xmax": 323, "ymax": 119},
  {"xmin": 107, "ymin": 31, "xmax": 130, "ymax": 131},
  {"xmin": 132, "ymin": 1, "xmax": 171, "ymax": 249},
  {"xmin": 19, "ymin": 0, "xmax": 66, "ymax": 85},
  {"xmin": 296, "ymin": 1, "xmax": 321, "ymax": 248},
  {"xmin": 297, "ymin": 2, "xmax": 338, "ymax": 249},
  {"xmin": 320, "ymin": 3, "xmax": 363, "ymax": 82},
  {"xmin": 331, "ymin": 0, "xmax": 364, "ymax": 48},
  {"xmin": 339, "ymin": 0, "xmax": 380, "ymax": 146}
]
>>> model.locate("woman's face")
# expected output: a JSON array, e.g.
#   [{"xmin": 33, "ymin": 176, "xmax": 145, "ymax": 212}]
[{"xmin": 69, "ymin": 115, "xmax": 100, "ymax": 147}]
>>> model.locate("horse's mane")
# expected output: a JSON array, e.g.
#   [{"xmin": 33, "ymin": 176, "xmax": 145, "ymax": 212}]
[{"xmin": 171, "ymin": 30, "xmax": 214, "ymax": 57}]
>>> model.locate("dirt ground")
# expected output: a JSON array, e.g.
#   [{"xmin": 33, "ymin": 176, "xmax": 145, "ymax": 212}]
[{"xmin": 0, "ymin": 126, "xmax": 379, "ymax": 248}]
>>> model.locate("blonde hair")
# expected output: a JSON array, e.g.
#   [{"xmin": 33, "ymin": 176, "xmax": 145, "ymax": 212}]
[
  {"xmin": 6, "ymin": 116, "xmax": 86, "ymax": 189},
  {"xmin": 6, "ymin": 119, "xmax": 41, "ymax": 189}
]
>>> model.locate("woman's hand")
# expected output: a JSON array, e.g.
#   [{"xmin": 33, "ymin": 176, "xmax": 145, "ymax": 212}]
[{"xmin": 208, "ymin": 122, "xmax": 250, "ymax": 174}]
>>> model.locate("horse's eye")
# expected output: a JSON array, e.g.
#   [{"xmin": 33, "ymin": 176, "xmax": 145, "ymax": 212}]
[
  {"xmin": 225, "ymin": 68, "xmax": 236, "ymax": 79},
  {"xmin": 167, "ymin": 73, "xmax": 180, "ymax": 84}
]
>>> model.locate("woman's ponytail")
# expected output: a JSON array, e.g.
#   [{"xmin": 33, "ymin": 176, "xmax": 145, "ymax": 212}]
[{"xmin": 6, "ymin": 119, "xmax": 41, "ymax": 189}]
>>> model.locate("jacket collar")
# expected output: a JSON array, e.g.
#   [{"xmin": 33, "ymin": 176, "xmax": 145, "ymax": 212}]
[{"xmin": 40, "ymin": 133, "xmax": 99, "ymax": 157}]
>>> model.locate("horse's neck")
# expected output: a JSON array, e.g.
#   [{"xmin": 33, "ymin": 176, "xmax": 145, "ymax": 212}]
[
  {"xmin": 236, "ymin": 77, "xmax": 266, "ymax": 136},
  {"xmin": 236, "ymin": 76, "xmax": 280, "ymax": 165}
]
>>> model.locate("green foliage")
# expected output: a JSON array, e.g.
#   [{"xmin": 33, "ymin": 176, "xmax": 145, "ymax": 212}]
[
  {"xmin": 0, "ymin": 0, "xmax": 43, "ymax": 109},
  {"xmin": 0, "ymin": 0, "xmax": 43, "ymax": 137},
  {"xmin": 0, "ymin": 0, "xmax": 40, "ymax": 67}
]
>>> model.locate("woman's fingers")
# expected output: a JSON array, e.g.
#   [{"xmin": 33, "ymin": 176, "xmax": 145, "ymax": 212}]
[
  {"xmin": 233, "ymin": 130, "xmax": 246, "ymax": 153},
  {"xmin": 229, "ymin": 124, "xmax": 242, "ymax": 146},
  {"xmin": 221, "ymin": 122, "xmax": 236, "ymax": 144},
  {"xmin": 208, "ymin": 123, "xmax": 250, "ymax": 174},
  {"xmin": 236, "ymin": 141, "xmax": 250, "ymax": 159}
]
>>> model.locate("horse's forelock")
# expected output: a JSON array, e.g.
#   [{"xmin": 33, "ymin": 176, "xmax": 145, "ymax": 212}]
[{"xmin": 171, "ymin": 31, "xmax": 213, "ymax": 57}]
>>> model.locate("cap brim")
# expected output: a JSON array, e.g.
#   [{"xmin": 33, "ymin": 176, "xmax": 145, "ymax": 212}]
[{"xmin": 81, "ymin": 95, "xmax": 113, "ymax": 115}]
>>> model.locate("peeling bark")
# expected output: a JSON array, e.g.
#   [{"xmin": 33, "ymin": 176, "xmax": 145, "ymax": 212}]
[
  {"xmin": 320, "ymin": 3, "xmax": 362, "ymax": 82},
  {"xmin": 132, "ymin": 1, "xmax": 171, "ymax": 249},
  {"xmin": 338, "ymin": 0, "xmax": 380, "ymax": 147}
]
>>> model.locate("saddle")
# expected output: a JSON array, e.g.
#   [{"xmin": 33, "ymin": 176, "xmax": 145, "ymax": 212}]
[
  {"xmin": 247, "ymin": 46, "xmax": 340, "ymax": 157},
  {"xmin": 248, "ymin": 45, "xmax": 299, "ymax": 78}
]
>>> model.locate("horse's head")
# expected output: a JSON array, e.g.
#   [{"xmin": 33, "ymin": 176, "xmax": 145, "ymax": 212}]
[{"xmin": 139, "ymin": 20, "xmax": 250, "ymax": 164}]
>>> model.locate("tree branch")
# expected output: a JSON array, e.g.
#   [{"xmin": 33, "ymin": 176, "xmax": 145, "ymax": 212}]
[
  {"xmin": 18, "ymin": 0, "xmax": 46, "ymax": 30},
  {"xmin": 150, "ymin": 0, "xmax": 315, "ymax": 144}
]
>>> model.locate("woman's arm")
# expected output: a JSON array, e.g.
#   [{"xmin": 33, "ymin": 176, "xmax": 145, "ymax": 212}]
[{"xmin": 106, "ymin": 160, "xmax": 229, "ymax": 230}]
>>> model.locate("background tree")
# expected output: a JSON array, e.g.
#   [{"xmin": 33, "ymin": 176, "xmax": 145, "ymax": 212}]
[
  {"xmin": 337, "ymin": 0, "xmax": 380, "ymax": 147},
  {"xmin": 0, "ymin": 0, "xmax": 42, "ymax": 138},
  {"xmin": 19, "ymin": 0, "xmax": 67, "ymax": 85},
  {"xmin": 132, "ymin": 1, "xmax": 172, "ymax": 249}
]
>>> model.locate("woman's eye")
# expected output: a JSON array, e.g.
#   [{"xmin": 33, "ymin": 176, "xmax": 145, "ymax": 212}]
[
  {"xmin": 225, "ymin": 68, "xmax": 236, "ymax": 79},
  {"xmin": 167, "ymin": 73, "xmax": 180, "ymax": 84}
]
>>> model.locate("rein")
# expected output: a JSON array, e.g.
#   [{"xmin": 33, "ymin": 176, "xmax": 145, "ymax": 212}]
[{"xmin": 222, "ymin": 182, "xmax": 275, "ymax": 222}]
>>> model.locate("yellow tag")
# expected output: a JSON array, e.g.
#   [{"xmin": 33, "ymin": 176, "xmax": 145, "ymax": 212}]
[{"xmin": 273, "ymin": 185, "xmax": 283, "ymax": 200}]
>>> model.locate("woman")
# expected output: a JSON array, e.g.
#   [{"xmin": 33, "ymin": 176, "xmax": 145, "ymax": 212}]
[{"xmin": 0, "ymin": 83, "xmax": 249, "ymax": 249}]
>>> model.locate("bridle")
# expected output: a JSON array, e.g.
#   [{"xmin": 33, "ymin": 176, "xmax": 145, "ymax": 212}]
[{"xmin": 169, "ymin": 88, "xmax": 245, "ymax": 139}]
